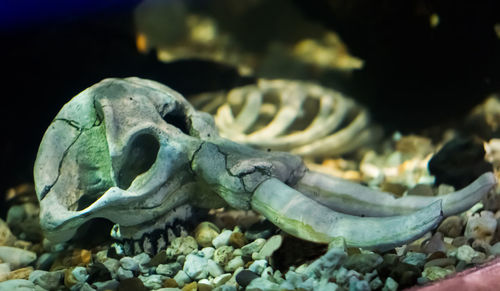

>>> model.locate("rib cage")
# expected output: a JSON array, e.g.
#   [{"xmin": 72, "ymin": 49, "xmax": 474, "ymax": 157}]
[{"xmin": 191, "ymin": 79, "xmax": 382, "ymax": 158}]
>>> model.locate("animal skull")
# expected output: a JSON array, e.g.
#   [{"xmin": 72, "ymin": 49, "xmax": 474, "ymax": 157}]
[{"xmin": 34, "ymin": 77, "xmax": 496, "ymax": 253}]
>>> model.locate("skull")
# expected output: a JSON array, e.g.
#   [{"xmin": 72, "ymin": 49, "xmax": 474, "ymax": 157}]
[{"xmin": 34, "ymin": 77, "xmax": 304, "ymax": 248}]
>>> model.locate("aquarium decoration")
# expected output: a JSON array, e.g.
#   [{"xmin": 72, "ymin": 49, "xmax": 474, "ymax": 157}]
[{"xmin": 34, "ymin": 78, "xmax": 496, "ymax": 256}]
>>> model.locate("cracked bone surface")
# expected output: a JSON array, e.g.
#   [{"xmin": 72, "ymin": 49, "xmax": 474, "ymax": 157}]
[
  {"xmin": 34, "ymin": 77, "xmax": 495, "ymax": 252},
  {"xmin": 191, "ymin": 79, "xmax": 382, "ymax": 158}
]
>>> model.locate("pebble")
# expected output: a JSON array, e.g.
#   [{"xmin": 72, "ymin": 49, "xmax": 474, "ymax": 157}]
[
  {"xmin": 424, "ymin": 257, "xmax": 456, "ymax": 268},
  {"xmin": 456, "ymin": 245, "xmax": 478, "ymax": 263},
  {"xmin": 246, "ymin": 277, "xmax": 280, "ymax": 291},
  {"xmin": 117, "ymin": 277, "xmax": 147, "ymax": 291},
  {"xmin": 167, "ymin": 236, "xmax": 198, "ymax": 258},
  {"xmin": 235, "ymin": 270, "xmax": 259, "ymax": 287},
  {"xmin": 212, "ymin": 230, "xmax": 233, "ymax": 248},
  {"xmin": 149, "ymin": 251, "xmax": 168, "ymax": 266},
  {"xmin": 174, "ymin": 270, "xmax": 191, "ymax": 286},
  {"xmin": 344, "ymin": 253, "xmax": 383, "ymax": 273},
  {"xmin": 207, "ymin": 259, "xmax": 224, "ymax": 277},
  {"xmin": 253, "ymin": 235, "xmax": 283, "ymax": 260},
  {"xmin": 0, "ymin": 279, "xmax": 36, "ymax": 291},
  {"xmin": 6, "ymin": 203, "xmax": 43, "ymax": 242},
  {"xmin": 422, "ymin": 266, "xmax": 454, "ymax": 281},
  {"xmin": 139, "ymin": 274, "xmax": 164, "ymax": 289},
  {"xmin": 182, "ymin": 281, "xmax": 197, "ymax": 291},
  {"xmin": 198, "ymin": 279, "xmax": 212, "ymax": 291},
  {"xmin": 163, "ymin": 278, "xmax": 179, "ymax": 288},
  {"xmin": 452, "ymin": 236, "xmax": 468, "ymax": 247},
  {"xmin": 183, "ymin": 254, "xmax": 209, "ymax": 280},
  {"xmin": 64, "ymin": 266, "xmax": 88, "ymax": 288},
  {"xmin": 213, "ymin": 273, "xmax": 232, "ymax": 287},
  {"xmin": 490, "ymin": 242, "xmax": 500, "ymax": 255},
  {"xmin": 93, "ymin": 279, "xmax": 120, "ymax": 290},
  {"xmin": 120, "ymin": 257, "xmax": 139, "ymax": 272},
  {"xmin": 249, "ymin": 260, "xmax": 268, "ymax": 275},
  {"xmin": 117, "ymin": 267, "xmax": 134, "ymax": 280},
  {"xmin": 213, "ymin": 246, "xmax": 234, "ymax": 266},
  {"xmin": 133, "ymin": 253, "xmax": 151, "ymax": 266},
  {"xmin": 65, "ymin": 249, "xmax": 92, "ymax": 267},
  {"xmin": 200, "ymin": 247, "xmax": 215, "ymax": 259},
  {"xmin": 0, "ymin": 246, "xmax": 37, "ymax": 269},
  {"xmin": 1, "ymin": 266, "xmax": 33, "ymax": 281},
  {"xmin": 156, "ymin": 262, "xmax": 182, "ymax": 277},
  {"xmin": 383, "ymin": 276, "xmax": 399, "ymax": 291},
  {"xmin": 402, "ymin": 252, "xmax": 427, "ymax": 268},
  {"xmin": 195, "ymin": 222, "xmax": 220, "ymax": 248},
  {"xmin": 29, "ymin": 270, "xmax": 63, "ymax": 290},
  {"xmin": 0, "ymin": 219, "xmax": 17, "ymax": 247},
  {"xmin": 437, "ymin": 216, "xmax": 464, "ymax": 238},
  {"xmin": 422, "ymin": 232, "xmax": 446, "ymax": 254},
  {"xmin": 229, "ymin": 232, "xmax": 246, "ymax": 249},
  {"xmin": 102, "ymin": 257, "xmax": 120, "ymax": 276},
  {"xmin": 224, "ymin": 256, "xmax": 244, "ymax": 272},
  {"xmin": 465, "ymin": 211, "xmax": 497, "ymax": 243}
]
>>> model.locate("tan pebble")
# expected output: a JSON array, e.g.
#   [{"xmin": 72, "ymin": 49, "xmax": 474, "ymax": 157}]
[
  {"xmin": 64, "ymin": 267, "xmax": 78, "ymax": 288},
  {"xmin": 229, "ymin": 232, "xmax": 246, "ymax": 249},
  {"xmin": 7, "ymin": 266, "xmax": 33, "ymax": 280},
  {"xmin": 437, "ymin": 216, "xmax": 464, "ymax": 238},
  {"xmin": 182, "ymin": 281, "xmax": 197, "ymax": 291},
  {"xmin": 0, "ymin": 219, "xmax": 17, "ymax": 247},
  {"xmin": 13, "ymin": 240, "xmax": 33, "ymax": 250},
  {"xmin": 380, "ymin": 181, "xmax": 407, "ymax": 197},
  {"xmin": 71, "ymin": 249, "xmax": 92, "ymax": 266},
  {"xmin": 163, "ymin": 278, "xmax": 178, "ymax": 288},
  {"xmin": 195, "ymin": 222, "xmax": 220, "ymax": 248}
]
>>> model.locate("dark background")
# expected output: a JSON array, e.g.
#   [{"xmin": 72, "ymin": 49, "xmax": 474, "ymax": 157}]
[{"xmin": 1, "ymin": 0, "xmax": 500, "ymax": 216}]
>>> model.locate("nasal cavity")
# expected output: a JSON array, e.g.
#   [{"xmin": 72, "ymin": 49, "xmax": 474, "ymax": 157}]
[
  {"xmin": 163, "ymin": 106, "xmax": 191, "ymax": 134},
  {"xmin": 117, "ymin": 134, "xmax": 160, "ymax": 189}
]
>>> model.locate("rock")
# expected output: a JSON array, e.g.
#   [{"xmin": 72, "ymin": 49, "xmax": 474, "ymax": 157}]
[
  {"xmin": 452, "ymin": 236, "xmax": 468, "ymax": 247},
  {"xmin": 424, "ymin": 257, "xmax": 457, "ymax": 268},
  {"xmin": 1, "ymin": 266, "xmax": 34, "ymax": 281},
  {"xmin": 167, "ymin": 236, "xmax": 198, "ymax": 258},
  {"xmin": 200, "ymin": 247, "xmax": 215, "ymax": 259},
  {"xmin": 456, "ymin": 245, "xmax": 479, "ymax": 263},
  {"xmin": 0, "ymin": 219, "xmax": 17, "ymax": 246},
  {"xmin": 156, "ymin": 262, "xmax": 182, "ymax": 277},
  {"xmin": 6, "ymin": 203, "xmax": 43, "ymax": 242},
  {"xmin": 344, "ymin": 253, "xmax": 383, "ymax": 273},
  {"xmin": 422, "ymin": 232, "xmax": 447, "ymax": 254},
  {"xmin": 65, "ymin": 249, "xmax": 92, "ymax": 267},
  {"xmin": 120, "ymin": 257, "xmax": 139, "ymax": 272},
  {"xmin": 117, "ymin": 267, "xmax": 134, "ymax": 280},
  {"xmin": 35, "ymin": 253, "xmax": 57, "ymax": 271},
  {"xmin": 183, "ymin": 254, "xmax": 209, "ymax": 280},
  {"xmin": 213, "ymin": 273, "xmax": 232, "ymax": 287},
  {"xmin": 240, "ymin": 239, "xmax": 265, "ymax": 258},
  {"xmin": 198, "ymin": 279, "xmax": 212, "ymax": 291},
  {"xmin": 0, "ymin": 263, "xmax": 9, "ymax": 275},
  {"xmin": 253, "ymin": 235, "xmax": 283, "ymax": 260},
  {"xmin": 133, "ymin": 253, "xmax": 151, "ymax": 266},
  {"xmin": 490, "ymin": 242, "xmax": 500, "ymax": 255},
  {"xmin": 29, "ymin": 270, "xmax": 63, "ymax": 290},
  {"xmin": 224, "ymin": 256, "xmax": 244, "ymax": 272},
  {"xmin": 228, "ymin": 232, "xmax": 246, "ymax": 249},
  {"xmin": 465, "ymin": 211, "xmax": 497, "ymax": 243},
  {"xmin": 422, "ymin": 266, "xmax": 454, "ymax": 281},
  {"xmin": 246, "ymin": 277, "xmax": 280, "ymax": 291},
  {"xmin": 382, "ymin": 276, "xmax": 398, "ymax": 291},
  {"xmin": 213, "ymin": 284, "xmax": 237, "ymax": 291},
  {"xmin": 101, "ymin": 258, "xmax": 120, "ymax": 276},
  {"xmin": 87, "ymin": 262, "xmax": 112, "ymax": 284},
  {"xmin": 163, "ymin": 278, "xmax": 178, "ymax": 288},
  {"xmin": 212, "ymin": 230, "xmax": 233, "ymax": 249},
  {"xmin": 174, "ymin": 270, "xmax": 191, "ymax": 286},
  {"xmin": 117, "ymin": 277, "xmax": 147, "ymax": 291},
  {"xmin": 64, "ymin": 266, "xmax": 88, "ymax": 288},
  {"xmin": 207, "ymin": 259, "xmax": 224, "ymax": 277},
  {"xmin": 402, "ymin": 252, "xmax": 427, "ymax": 268},
  {"xmin": 182, "ymin": 281, "xmax": 197, "ymax": 291},
  {"xmin": 438, "ymin": 216, "xmax": 464, "ymax": 238},
  {"xmin": 149, "ymin": 250, "xmax": 168, "ymax": 266},
  {"xmin": 472, "ymin": 239, "xmax": 492, "ymax": 254},
  {"xmin": 0, "ymin": 246, "xmax": 36, "ymax": 269},
  {"xmin": 235, "ymin": 270, "xmax": 259, "ymax": 287},
  {"xmin": 139, "ymin": 274, "xmax": 164, "ymax": 290},
  {"xmin": 249, "ymin": 260, "xmax": 268, "ymax": 275},
  {"xmin": 213, "ymin": 246, "xmax": 234, "ymax": 266},
  {"xmin": 244, "ymin": 220, "xmax": 277, "ymax": 241},
  {"xmin": 370, "ymin": 276, "xmax": 383, "ymax": 290},
  {"xmin": 0, "ymin": 279, "xmax": 36, "ymax": 291},
  {"xmin": 195, "ymin": 222, "xmax": 220, "ymax": 248}
]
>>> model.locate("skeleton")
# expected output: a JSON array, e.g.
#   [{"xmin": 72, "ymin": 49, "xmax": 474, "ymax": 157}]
[
  {"xmin": 191, "ymin": 79, "xmax": 381, "ymax": 158},
  {"xmin": 34, "ymin": 77, "xmax": 496, "ymax": 253}
]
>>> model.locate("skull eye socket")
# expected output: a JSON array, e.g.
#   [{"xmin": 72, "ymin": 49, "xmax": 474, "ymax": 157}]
[
  {"xmin": 117, "ymin": 134, "xmax": 160, "ymax": 189},
  {"xmin": 162, "ymin": 106, "xmax": 191, "ymax": 134}
]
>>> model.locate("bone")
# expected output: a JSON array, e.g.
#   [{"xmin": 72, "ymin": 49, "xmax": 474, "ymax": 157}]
[
  {"xmin": 251, "ymin": 178, "xmax": 443, "ymax": 252},
  {"xmin": 295, "ymin": 171, "xmax": 497, "ymax": 217}
]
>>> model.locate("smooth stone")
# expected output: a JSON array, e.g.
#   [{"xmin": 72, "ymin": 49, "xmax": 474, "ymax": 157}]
[
  {"xmin": 422, "ymin": 266, "xmax": 454, "ymax": 281},
  {"xmin": 212, "ymin": 230, "xmax": 233, "ymax": 249},
  {"xmin": 235, "ymin": 270, "xmax": 259, "ymax": 287},
  {"xmin": 246, "ymin": 277, "xmax": 280, "ymax": 291},
  {"xmin": 402, "ymin": 252, "xmax": 427, "ymax": 268},
  {"xmin": 0, "ymin": 246, "xmax": 36, "ymax": 269},
  {"xmin": 156, "ymin": 262, "xmax": 182, "ymax": 277},
  {"xmin": 456, "ymin": 245, "xmax": 478, "ymax": 263},
  {"xmin": 117, "ymin": 277, "xmax": 146, "ymax": 291},
  {"xmin": 472, "ymin": 239, "xmax": 491, "ymax": 254},
  {"xmin": 344, "ymin": 253, "xmax": 383, "ymax": 273},
  {"xmin": 6, "ymin": 203, "xmax": 43, "ymax": 241},
  {"xmin": 92, "ymin": 279, "xmax": 119, "ymax": 291},
  {"xmin": 213, "ymin": 246, "xmax": 234, "ymax": 266},
  {"xmin": 0, "ymin": 263, "xmax": 9, "ymax": 275},
  {"xmin": 424, "ymin": 257, "xmax": 457, "ymax": 268},
  {"xmin": 198, "ymin": 279, "xmax": 212, "ymax": 291},
  {"xmin": 254, "ymin": 235, "xmax": 283, "ymax": 260},
  {"xmin": 133, "ymin": 253, "xmax": 151, "ymax": 266},
  {"xmin": 213, "ymin": 273, "xmax": 232, "ymax": 287},
  {"xmin": 120, "ymin": 257, "xmax": 139, "ymax": 272},
  {"xmin": 117, "ymin": 267, "xmax": 134, "ymax": 280},
  {"xmin": 382, "ymin": 276, "xmax": 398, "ymax": 291},
  {"xmin": 183, "ymin": 254, "xmax": 208, "ymax": 280},
  {"xmin": 249, "ymin": 260, "xmax": 268, "ymax": 275},
  {"xmin": 437, "ymin": 216, "xmax": 463, "ymax": 238},
  {"xmin": 195, "ymin": 222, "xmax": 220, "ymax": 248},
  {"xmin": 138, "ymin": 274, "xmax": 164, "ymax": 290},
  {"xmin": 452, "ymin": 236, "xmax": 468, "ymax": 247},
  {"xmin": 29, "ymin": 269, "xmax": 63, "ymax": 290},
  {"xmin": 0, "ymin": 279, "xmax": 36, "ymax": 291},
  {"xmin": 173, "ymin": 270, "xmax": 191, "ymax": 286},
  {"xmin": 422, "ymin": 232, "xmax": 446, "ymax": 254},
  {"xmin": 207, "ymin": 259, "xmax": 224, "ymax": 277},
  {"xmin": 228, "ymin": 232, "xmax": 246, "ymax": 249},
  {"xmin": 200, "ymin": 247, "xmax": 215, "ymax": 259},
  {"xmin": 224, "ymin": 256, "xmax": 244, "ymax": 272},
  {"xmin": 241, "ymin": 239, "xmax": 266, "ymax": 257}
]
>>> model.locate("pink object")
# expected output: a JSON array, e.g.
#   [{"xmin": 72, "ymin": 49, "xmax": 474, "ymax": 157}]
[{"xmin": 406, "ymin": 257, "xmax": 500, "ymax": 291}]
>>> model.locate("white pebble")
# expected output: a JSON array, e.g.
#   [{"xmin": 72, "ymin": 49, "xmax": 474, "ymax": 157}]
[
  {"xmin": 249, "ymin": 260, "xmax": 268, "ymax": 275},
  {"xmin": 465, "ymin": 211, "xmax": 497, "ymax": 243},
  {"xmin": 207, "ymin": 259, "xmax": 224, "ymax": 277},
  {"xmin": 120, "ymin": 257, "xmax": 139, "ymax": 271},
  {"xmin": 213, "ymin": 273, "xmax": 232, "ymax": 287},
  {"xmin": 224, "ymin": 256, "xmax": 244, "ymax": 272},
  {"xmin": 212, "ymin": 230, "xmax": 233, "ymax": 248},
  {"xmin": 173, "ymin": 270, "xmax": 191, "ymax": 286},
  {"xmin": 183, "ymin": 254, "xmax": 209, "ymax": 280},
  {"xmin": 117, "ymin": 267, "xmax": 134, "ymax": 280},
  {"xmin": 200, "ymin": 247, "xmax": 215, "ymax": 259},
  {"xmin": 457, "ymin": 245, "xmax": 478, "ymax": 263},
  {"xmin": 0, "ymin": 246, "xmax": 37, "ymax": 269}
]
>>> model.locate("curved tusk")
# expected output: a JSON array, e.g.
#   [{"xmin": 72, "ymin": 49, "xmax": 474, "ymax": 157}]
[
  {"xmin": 251, "ymin": 178, "xmax": 443, "ymax": 252},
  {"xmin": 295, "ymin": 171, "xmax": 496, "ymax": 217}
]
